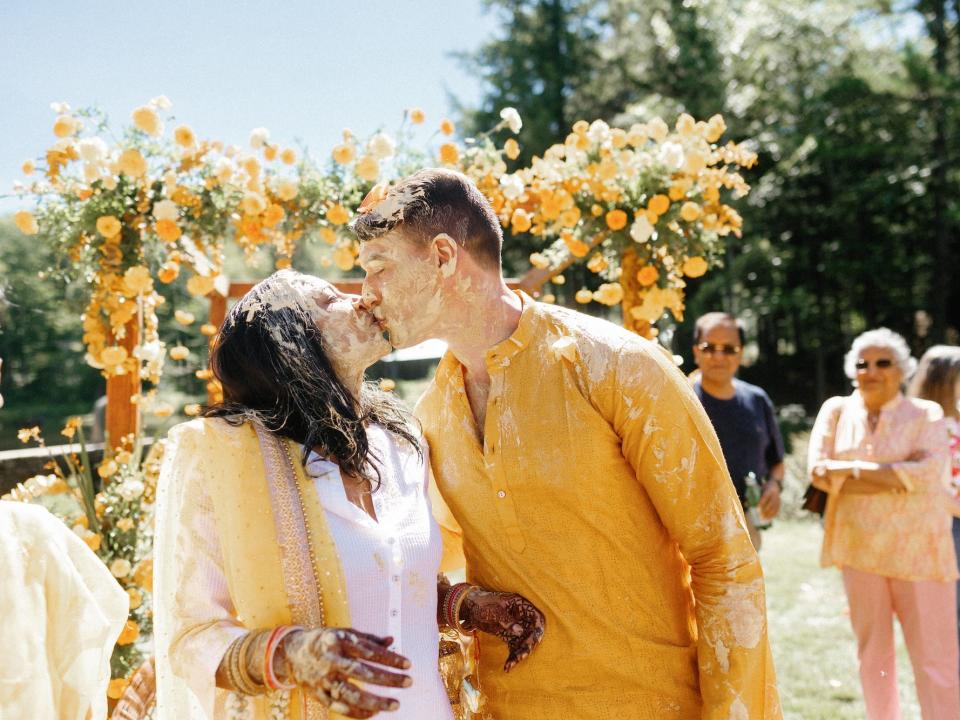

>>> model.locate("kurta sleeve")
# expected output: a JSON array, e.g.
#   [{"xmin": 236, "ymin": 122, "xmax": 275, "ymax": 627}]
[
  {"xmin": 605, "ymin": 339, "xmax": 780, "ymax": 720},
  {"xmin": 889, "ymin": 407, "xmax": 950, "ymax": 494},
  {"xmin": 806, "ymin": 397, "xmax": 845, "ymax": 478},
  {"xmin": 154, "ymin": 424, "xmax": 246, "ymax": 720}
]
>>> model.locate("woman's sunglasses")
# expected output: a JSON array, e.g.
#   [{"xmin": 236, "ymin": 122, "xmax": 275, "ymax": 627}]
[
  {"xmin": 696, "ymin": 342, "xmax": 741, "ymax": 356},
  {"xmin": 855, "ymin": 358, "xmax": 895, "ymax": 371}
]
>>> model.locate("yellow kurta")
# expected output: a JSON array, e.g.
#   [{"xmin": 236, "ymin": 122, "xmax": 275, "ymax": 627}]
[{"xmin": 416, "ymin": 295, "xmax": 781, "ymax": 720}]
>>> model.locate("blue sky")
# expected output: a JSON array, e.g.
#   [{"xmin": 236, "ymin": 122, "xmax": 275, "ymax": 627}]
[{"xmin": 0, "ymin": 1, "xmax": 497, "ymax": 213}]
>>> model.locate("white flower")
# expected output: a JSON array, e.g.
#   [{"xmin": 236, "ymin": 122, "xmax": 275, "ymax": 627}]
[
  {"xmin": 587, "ymin": 119, "xmax": 611, "ymax": 146},
  {"xmin": 499, "ymin": 107, "xmax": 523, "ymax": 134},
  {"xmin": 110, "ymin": 558, "xmax": 132, "ymax": 578},
  {"xmin": 150, "ymin": 95, "xmax": 173, "ymax": 110},
  {"xmin": 249, "ymin": 127, "xmax": 270, "ymax": 149},
  {"xmin": 78, "ymin": 137, "xmax": 108, "ymax": 164},
  {"xmin": 133, "ymin": 340, "xmax": 164, "ymax": 363},
  {"xmin": 367, "ymin": 133, "xmax": 396, "ymax": 160},
  {"xmin": 118, "ymin": 479, "xmax": 145, "ymax": 501},
  {"xmin": 658, "ymin": 141, "xmax": 685, "ymax": 170},
  {"xmin": 152, "ymin": 199, "xmax": 179, "ymax": 221},
  {"xmin": 83, "ymin": 163, "xmax": 101, "ymax": 183},
  {"xmin": 50, "ymin": 101, "xmax": 71, "ymax": 113},
  {"xmin": 647, "ymin": 116, "xmax": 669, "ymax": 143},
  {"xmin": 630, "ymin": 216, "xmax": 654, "ymax": 244},
  {"xmin": 499, "ymin": 173, "xmax": 524, "ymax": 200}
]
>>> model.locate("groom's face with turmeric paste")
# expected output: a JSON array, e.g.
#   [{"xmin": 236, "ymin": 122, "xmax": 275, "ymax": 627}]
[{"xmin": 358, "ymin": 229, "xmax": 446, "ymax": 350}]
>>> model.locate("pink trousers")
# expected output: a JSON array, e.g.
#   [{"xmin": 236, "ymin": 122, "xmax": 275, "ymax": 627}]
[{"xmin": 842, "ymin": 566, "xmax": 960, "ymax": 720}]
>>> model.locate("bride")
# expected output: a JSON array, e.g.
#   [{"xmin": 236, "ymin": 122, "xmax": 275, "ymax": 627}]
[{"xmin": 154, "ymin": 270, "xmax": 544, "ymax": 720}]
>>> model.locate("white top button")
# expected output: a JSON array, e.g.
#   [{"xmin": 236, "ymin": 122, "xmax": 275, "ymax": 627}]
[{"xmin": 497, "ymin": 490, "xmax": 506, "ymax": 498}]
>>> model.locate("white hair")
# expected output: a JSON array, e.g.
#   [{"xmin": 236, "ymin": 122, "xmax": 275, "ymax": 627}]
[{"xmin": 843, "ymin": 327, "xmax": 916, "ymax": 380}]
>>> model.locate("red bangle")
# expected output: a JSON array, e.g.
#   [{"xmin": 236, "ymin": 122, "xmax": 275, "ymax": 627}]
[
  {"xmin": 263, "ymin": 625, "xmax": 301, "ymax": 691},
  {"xmin": 443, "ymin": 583, "xmax": 473, "ymax": 629}
]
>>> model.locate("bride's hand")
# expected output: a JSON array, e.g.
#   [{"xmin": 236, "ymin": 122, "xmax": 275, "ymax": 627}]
[
  {"xmin": 460, "ymin": 589, "xmax": 546, "ymax": 672},
  {"xmin": 276, "ymin": 627, "xmax": 411, "ymax": 718}
]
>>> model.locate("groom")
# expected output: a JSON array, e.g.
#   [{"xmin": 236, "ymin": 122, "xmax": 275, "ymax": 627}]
[{"xmin": 354, "ymin": 169, "xmax": 781, "ymax": 719}]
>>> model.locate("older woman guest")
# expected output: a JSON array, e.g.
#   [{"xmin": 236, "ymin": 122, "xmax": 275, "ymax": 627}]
[{"xmin": 808, "ymin": 328, "xmax": 958, "ymax": 720}]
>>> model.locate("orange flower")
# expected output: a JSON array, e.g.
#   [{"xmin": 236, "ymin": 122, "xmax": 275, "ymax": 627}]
[
  {"xmin": 327, "ymin": 204, "xmax": 350, "ymax": 226},
  {"xmin": 319, "ymin": 227, "xmax": 337, "ymax": 245},
  {"xmin": 173, "ymin": 125, "xmax": 196, "ymax": 148},
  {"xmin": 127, "ymin": 588, "xmax": 143, "ymax": 610},
  {"xmin": 504, "ymin": 138, "xmax": 520, "ymax": 160},
  {"xmin": 117, "ymin": 149, "xmax": 147, "ymax": 178},
  {"xmin": 155, "ymin": 219, "xmax": 182, "ymax": 242},
  {"xmin": 605, "ymin": 209, "xmax": 628, "ymax": 231},
  {"xmin": 14, "ymin": 210, "xmax": 39, "ymax": 236},
  {"xmin": 117, "ymin": 620, "xmax": 140, "ymax": 646},
  {"xmin": 438, "ymin": 143, "xmax": 460, "ymax": 165},
  {"xmin": 575, "ymin": 288, "xmax": 594, "ymax": 304},
  {"xmin": 263, "ymin": 203, "xmax": 286, "ymax": 228},
  {"xmin": 107, "ymin": 677, "xmax": 129, "ymax": 700},
  {"xmin": 169, "ymin": 345, "xmax": 190, "ymax": 361},
  {"xmin": 440, "ymin": 118, "xmax": 455, "ymax": 136},
  {"xmin": 157, "ymin": 261, "xmax": 180, "ymax": 284},
  {"xmin": 409, "ymin": 108, "xmax": 425, "ymax": 124},
  {"xmin": 680, "ymin": 202, "xmax": 701, "ymax": 222},
  {"xmin": 96, "ymin": 215, "xmax": 122, "ymax": 239},
  {"xmin": 132, "ymin": 558, "xmax": 153, "ymax": 591},
  {"xmin": 637, "ymin": 265, "xmax": 659, "ymax": 286},
  {"xmin": 561, "ymin": 232, "xmax": 589, "ymax": 257},
  {"xmin": 510, "ymin": 208, "xmax": 532, "ymax": 233},
  {"xmin": 560, "ymin": 207, "xmax": 581, "ymax": 228},
  {"xmin": 263, "ymin": 145, "xmax": 278, "ymax": 162},
  {"xmin": 587, "ymin": 253, "xmax": 608, "ymax": 274},
  {"xmin": 648, "ymin": 194, "xmax": 670, "ymax": 215},
  {"xmin": 682, "ymin": 256, "xmax": 708, "ymax": 278},
  {"xmin": 280, "ymin": 148, "xmax": 297, "ymax": 165},
  {"xmin": 332, "ymin": 143, "xmax": 356, "ymax": 165}
]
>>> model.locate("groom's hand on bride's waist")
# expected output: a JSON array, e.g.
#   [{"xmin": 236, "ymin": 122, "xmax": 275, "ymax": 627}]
[
  {"xmin": 460, "ymin": 588, "xmax": 546, "ymax": 672},
  {"xmin": 277, "ymin": 627, "xmax": 411, "ymax": 718}
]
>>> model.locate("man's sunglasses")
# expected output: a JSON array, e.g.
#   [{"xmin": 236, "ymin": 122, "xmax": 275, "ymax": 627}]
[
  {"xmin": 855, "ymin": 358, "xmax": 895, "ymax": 371},
  {"xmin": 696, "ymin": 342, "xmax": 741, "ymax": 356}
]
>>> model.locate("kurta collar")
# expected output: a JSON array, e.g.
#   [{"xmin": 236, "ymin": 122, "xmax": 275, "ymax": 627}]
[{"xmin": 852, "ymin": 390, "xmax": 904, "ymax": 415}]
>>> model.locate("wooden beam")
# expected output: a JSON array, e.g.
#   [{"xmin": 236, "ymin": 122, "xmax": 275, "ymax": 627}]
[{"xmin": 104, "ymin": 317, "xmax": 141, "ymax": 453}]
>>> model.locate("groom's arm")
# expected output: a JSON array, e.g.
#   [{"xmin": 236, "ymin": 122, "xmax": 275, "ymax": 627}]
[{"xmin": 606, "ymin": 338, "xmax": 782, "ymax": 720}]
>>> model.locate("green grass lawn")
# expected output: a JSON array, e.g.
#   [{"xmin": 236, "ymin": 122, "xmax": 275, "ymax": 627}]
[{"xmin": 763, "ymin": 519, "xmax": 922, "ymax": 719}]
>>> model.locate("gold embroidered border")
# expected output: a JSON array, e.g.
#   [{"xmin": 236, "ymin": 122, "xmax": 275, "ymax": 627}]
[{"xmin": 254, "ymin": 423, "xmax": 327, "ymax": 720}]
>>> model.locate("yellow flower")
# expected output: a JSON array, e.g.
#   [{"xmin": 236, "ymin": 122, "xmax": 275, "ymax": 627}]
[
  {"xmin": 174, "ymin": 125, "xmax": 196, "ymax": 147},
  {"xmin": 155, "ymin": 219, "xmax": 182, "ymax": 242},
  {"xmin": 123, "ymin": 266, "xmax": 154, "ymax": 295},
  {"xmin": 440, "ymin": 118, "xmax": 455, "ymax": 136},
  {"xmin": 17, "ymin": 426, "xmax": 40, "ymax": 444},
  {"xmin": 319, "ymin": 227, "xmax": 337, "ymax": 245},
  {"xmin": 153, "ymin": 402, "xmax": 174, "ymax": 418},
  {"xmin": 705, "ymin": 114, "xmax": 727, "ymax": 143},
  {"xmin": 126, "ymin": 588, "xmax": 143, "ymax": 610},
  {"xmin": 52, "ymin": 114, "xmax": 80, "ymax": 138},
  {"xmin": 332, "ymin": 143, "xmax": 357, "ymax": 165},
  {"xmin": 587, "ymin": 253, "xmax": 608, "ymax": 274},
  {"xmin": 96, "ymin": 215, "xmax": 122, "ymax": 239},
  {"xmin": 637, "ymin": 265, "xmax": 659, "ymax": 286},
  {"xmin": 132, "ymin": 558, "xmax": 153, "ymax": 591},
  {"xmin": 682, "ymin": 256, "xmax": 709, "ymax": 278},
  {"xmin": 380, "ymin": 378, "xmax": 396, "ymax": 392},
  {"xmin": 83, "ymin": 533, "xmax": 102, "ymax": 552},
  {"xmin": 98, "ymin": 460, "xmax": 119, "ymax": 479},
  {"xmin": 553, "ymin": 274, "xmax": 566, "ymax": 285},
  {"xmin": 21, "ymin": 160, "xmax": 35, "ymax": 175},
  {"xmin": 648, "ymin": 194, "xmax": 670, "ymax": 215},
  {"xmin": 131, "ymin": 105, "xmax": 163, "ymax": 136},
  {"xmin": 241, "ymin": 191, "xmax": 267, "ymax": 216},
  {"xmin": 107, "ymin": 677, "xmax": 129, "ymax": 700},
  {"xmin": 438, "ymin": 143, "xmax": 460, "ymax": 165},
  {"xmin": 355, "ymin": 155, "xmax": 380, "ymax": 182},
  {"xmin": 200, "ymin": 324, "xmax": 218, "ymax": 336},
  {"xmin": 158, "ymin": 261, "xmax": 180, "ymax": 284},
  {"xmin": 593, "ymin": 282, "xmax": 624, "ymax": 306},
  {"xmin": 680, "ymin": 202, "xmax": 701, "ymax": 222},
  {"xmin": 117, "ymin": 619, "xmax": 140, "ymax": 646},
  {"xmin": 605, "ymin": 209, "xmax": 628, "ymax": 231},
  {"xmin": 528, "ymin": 252, "xmax": 550, "ymax": 269},
  {"xmin": 263, "ymin": 144, "xmax": 278, "ymax": 162},
  {"xmin": 263, "ymin": 203, "xmax": 286, "ymax": 228},
  {"xmin": 275, "ymin": 177, "xmax": 299, "ymax": 201},
  {"xmin": 703, "ymin": 185, "xmax": 720, "ymax": 203},
  {"xmin": 14, "ymin": 210, "xmax": 39, "ymax": 235},
  {"xmin": 174, "ymin": 310, "xmax": 195, "ymax": 326},
  {"xmin": 676, "ymin": 113, "xmax": 696, "ymax": 136},
  {"xmin": 561, "ymin": 232, "xmax": 589, "ymax": 258},
  {"xmin": 280, "ymin": 148, "xmax": 296, "ymax": 165},
  {"xmin": 117, "ymin": 149, "xmax": 147, "ymax": 178},
  {"xmin": 116, "ymin": 517, "xmax": 135, "ymax": 532},
  {"xmin": 575, "ymin": 288, "xmax": 594, "ymax": 304},
  {"xmin": 100, "ymin": 346, "xmax": 128, "ymax": 368},
  {"xmin": 186, "ymin": 274, "xmax": 216, "ymax": 297},
  {"xmin": 409, "ymin": 108, "xmax": 425, "ymax": 124},
  {"xmin": 560, "ymin": 207, "xmax": 581, "ymax": 228},
  {"xmin": 504, "ymin": 138, "xmax": 520, "ymax": 160},
  {"xmin": 510, "ymin": 208, "xmax": 532, "ymax": 233},
  {"xmin": 184, "ymin": 403, "xmax": 202, "ymax": 417},
  {"xmin": 327, "ymin": 204, "xmax": 350, "ymax": 226},
  {"xmin": 683, "ymin": 151, "xmax": 706, "ymax": 175},
  {"xmin": 332, "ymin": 244, "xmax": 355, "ymax": 271},
  {"xmin": 169, "ymin": 345, "xmax": 190, "ymax": 361}
]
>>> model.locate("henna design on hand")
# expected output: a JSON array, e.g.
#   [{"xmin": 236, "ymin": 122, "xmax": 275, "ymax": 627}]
[{"xmin": 461, "ymin": 589, "xmax": 546, "ymax": 672}]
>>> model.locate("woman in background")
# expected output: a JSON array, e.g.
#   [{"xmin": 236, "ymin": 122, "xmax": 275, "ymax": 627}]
[{"xmin": 808, "ymin": 328, "xmax": 958, "ymax": 720}]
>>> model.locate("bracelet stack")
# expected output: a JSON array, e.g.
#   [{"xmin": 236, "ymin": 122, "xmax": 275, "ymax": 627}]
[
  {"xmin": 263, "ymin": 625, "xmax": 301, "ymax": 691},
  {"xmin": 442, "ymin": 582, "xmax": 478, "ymax": 633},
  {"xmin": 226, "ymin": 631, "xmax": 268, "ymax": 696}
]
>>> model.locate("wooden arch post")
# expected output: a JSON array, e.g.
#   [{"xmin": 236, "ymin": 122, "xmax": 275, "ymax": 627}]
[{"xmin": 104, "ymin": 317, "xmax": 141, "ymax": 451}]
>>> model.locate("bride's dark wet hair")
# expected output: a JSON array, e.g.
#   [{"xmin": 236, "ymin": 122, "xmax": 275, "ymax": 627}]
[{"xmin": 204, "ymin": 272, "xmax": 420, "ymax": 486}]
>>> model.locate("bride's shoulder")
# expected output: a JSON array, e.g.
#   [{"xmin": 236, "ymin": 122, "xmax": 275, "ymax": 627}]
[{"xmin": 166, "ymin": 415, "xmax": 254, "ymax": 448}]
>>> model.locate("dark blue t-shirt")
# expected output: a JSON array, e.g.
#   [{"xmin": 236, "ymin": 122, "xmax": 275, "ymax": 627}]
[{"xmin": 693, "ymin": 378, "xmax": 785, "ymax": 501}]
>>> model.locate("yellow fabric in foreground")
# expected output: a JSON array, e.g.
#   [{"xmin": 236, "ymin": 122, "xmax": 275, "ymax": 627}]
[
  {"xmin": 416, "ymin": 295, "xmax": 781, "ymax": 720},
  {"xmin": 166, "ymin": 418, "xmax": 352, "ymax": 720}
]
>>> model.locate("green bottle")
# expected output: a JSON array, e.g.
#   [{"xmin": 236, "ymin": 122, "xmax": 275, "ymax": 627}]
[{"xmin": 744, "ymin": 472, "xmax": 771, "ymax": 530}]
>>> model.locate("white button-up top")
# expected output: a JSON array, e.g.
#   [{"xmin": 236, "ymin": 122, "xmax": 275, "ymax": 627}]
[{"xmin": 303, "ymin": 425, "xmax": 452, "ymax": 719}]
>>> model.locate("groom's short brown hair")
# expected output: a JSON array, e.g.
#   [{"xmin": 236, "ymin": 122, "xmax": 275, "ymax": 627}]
[{"xmin": 352, "ymin": 168, "xmax": 503, "ymax": 270}]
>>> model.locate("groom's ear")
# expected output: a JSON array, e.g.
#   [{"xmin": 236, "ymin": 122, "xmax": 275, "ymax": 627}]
[{"xmin": 432, "ymin": 233, "xmax": 459, "ymax": 278}]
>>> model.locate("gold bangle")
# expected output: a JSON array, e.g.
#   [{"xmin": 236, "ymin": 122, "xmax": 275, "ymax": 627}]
[
  {"xmin": 229, "ymin": 631, "xmax": 267, "ymax": 696},
  {"xmin": 453, "ymin": 586, "xmax": 479, "ymax": 633}
]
